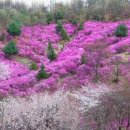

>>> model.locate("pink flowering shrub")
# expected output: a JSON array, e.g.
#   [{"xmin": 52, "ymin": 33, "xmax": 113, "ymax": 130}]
[{"xmin": 1, "ymin": 20, "xmax": 130, "ymax": 96}]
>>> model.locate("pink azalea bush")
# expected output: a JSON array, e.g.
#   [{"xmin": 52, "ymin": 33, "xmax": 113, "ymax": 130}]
[{"xmin": 1, "ymin": 20, "xmax": 130, "ymax": 96}]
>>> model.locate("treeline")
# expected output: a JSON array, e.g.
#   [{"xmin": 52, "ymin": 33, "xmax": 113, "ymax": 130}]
[{"xmin": 0, "ymin": 0, "xmax": 130, "ymax": 30}]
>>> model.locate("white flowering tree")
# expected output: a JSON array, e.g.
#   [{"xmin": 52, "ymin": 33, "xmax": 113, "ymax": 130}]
[{"xmin": 0, "ymin": 90, "xmax": 80, "ymax": 130}]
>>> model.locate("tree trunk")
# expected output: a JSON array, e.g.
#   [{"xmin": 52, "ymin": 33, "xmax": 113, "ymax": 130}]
[
  {"xmin": 95, "ymin": 67, "xmax": 99, "ymax": 83},
  {"xmin": 119, "ymin": 126, "xmax": 122, "ymax": 130}
]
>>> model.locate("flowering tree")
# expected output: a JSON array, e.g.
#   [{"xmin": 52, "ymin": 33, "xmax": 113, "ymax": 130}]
[{"xmin": 0, "ymin": 89, "xmax": 80, "ymax": 130}]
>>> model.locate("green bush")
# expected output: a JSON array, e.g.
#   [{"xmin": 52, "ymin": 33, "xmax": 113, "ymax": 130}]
[
  {"xmin": 115, "ymin": 24, "xmax": 128, "ymax": 37},
  {"xmin": 61, "ymin": 28, "xmax": 70, "ymax": 41},
  {"xmin": 71, "ymin": 19, "xmax": 78, "ymax": 26},
  {"xmin": 46, "ymin": 13, "xmax": 53, "ymax": 24},
  {"xmin": 55, "ymin": 12, "xmax": 64, "ymax": 22},
  {"xmin": 36, "ymin": 65, "xmax": 48, "ymax": 80},
  {"xmin": 47, "ymin": 42, "xmax": 56, "ymax": 60},
  {"xmin": 0, "ymin": 33, "xmax": 5, "ymax": 41},
  {"xmin": 30, "ymin": 62, "xmax": 38, "ymax": 70},
  {"xmin": 3, "ymin": 41, "xmax": 18, "ymax": 58},
  {"xmin": 56, "ymin": 20, "xmax": 63, "ymax": 34},
  {"xmin": 7, "ymin": 21, "xmax": 21, "ymax": 36}
]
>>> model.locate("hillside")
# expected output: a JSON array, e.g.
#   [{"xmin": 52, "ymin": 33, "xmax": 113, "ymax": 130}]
[
  {"xmin": 0, "ymin": 20, "xmax": 130, "ymax": 97},
  {"xmin": 1, "ymin": 18, "xmax": 130, "ymax": 129}
]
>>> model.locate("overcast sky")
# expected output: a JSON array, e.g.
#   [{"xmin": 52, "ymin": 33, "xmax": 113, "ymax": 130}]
[{"xmin": 11, "ymin": 0, "xmax": 71, "ymax": 7}]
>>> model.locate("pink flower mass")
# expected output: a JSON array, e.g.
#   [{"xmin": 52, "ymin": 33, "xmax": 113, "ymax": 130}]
[{"xmin": 1, "ymin": 20, "xmax": 130, "ymax": 97}]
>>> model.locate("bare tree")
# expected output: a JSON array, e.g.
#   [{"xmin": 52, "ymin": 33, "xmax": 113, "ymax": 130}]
[{"xmin": 86, "ymin": 40, "xmax": 110, "ymax": 82}]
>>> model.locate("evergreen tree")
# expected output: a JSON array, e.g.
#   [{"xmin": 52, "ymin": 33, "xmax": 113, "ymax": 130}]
[
  {"xmin": 115, "ymin": 24, "xmax": 128, "ymax": 37},
  {"xmin": 61, "ymin": 28, "xmax": 70, "ymax": 41},
  {"xmin": 7, "ymin": 21, "xmax": 21, "ymax": 36},
  {"xmin": 54, "ymin": 11, "xmax": 64, "ymax": 22},
  {"xmin": 56, "ymin": 20, "xmax": 63, "ymax": 34},
  {"xmin": 3, "ymin": 41, "xmax": 18, "ymax": 58},
  {"xmin": 36, "ymin": 65, "xmax": 48, "ymax": 80},
  {"xmin": 47, "ymin": 42, "xmax": 56, "ymax": 60},
  {"xmin": 71, "ymin": 19, "xmax": 78, "ymax": 26},
  {"xmin": 30, "ymin": 62, "xmax": 38, "ymax": 70},
  {"xmin": 46, "ymin": 13, "xmax": 53, "ymax": 24}
]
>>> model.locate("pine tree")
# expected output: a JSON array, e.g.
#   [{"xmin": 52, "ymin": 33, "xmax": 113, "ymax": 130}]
[
  {"xmin": 7, "ymin": 21, "xmax": 21, "ymax": 36},
  {"xmin": 56, "ymin": 20, "xmax": 63, "ymax": 34},
  {"xmin": 3, "ymin": 41, "xmax": 18, "ymax": 58},
  {"xmin": 56, "ymin": 20, "xmax": 69, "ymax": 41},
  {"xmin": 46, "ymin": 13, "xmax": 53, "ymax": 24},
  {"xmin": 115, "ymin": 24, "xmax": 128, "ymax": 37},
  {"xmin": 36, "ymin": 65, "xmax": 48, "ymax": 80},
  {"xmin": 47, "ymin": 42, "xmax": 56, "ymax": 60},
  {"xmin": 30, "ymin": 62, "xmax": 38, "ymax": 70},
  {"xmin": 54, "ymin": 11, "xmax": 64, "ymax": 22},
  {"xmin": 61, "ymin": 28, "xmax": 70, "ymax": 41},
  {"xmin": 71, "ymin": 19, "xmax": 78, "ymax": 26}
]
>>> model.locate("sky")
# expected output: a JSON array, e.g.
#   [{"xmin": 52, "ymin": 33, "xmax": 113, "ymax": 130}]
[{"xmin": 11, "ymin": 0, "xmax": 71, "ymax": 7}]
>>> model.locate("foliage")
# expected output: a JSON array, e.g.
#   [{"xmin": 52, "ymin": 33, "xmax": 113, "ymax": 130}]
[
  {"xmin": 7, "ymin": 21, "xmax": 21, "ymax": 36},
  {"xmin": 30, "ymin": 62, "xmax": 38, "ymax": 70},
  {"xmin": 61, "ymin": 28, "xmax": 70, "ymax": 41},
  {"xmin": 12, "ymin": 12, "xmax": 31, "ymax": 26},
  {"xmin": 36, "ymin": 65, "xmax": 48, "ymax": 80},
  {"xmin": 71, "ymin": 19, "xmax": 78, "ymax": 26},
  {"xmin": 56, "ymin": 20, "xmax": 63, "ymax": 34},
  {"xmin": 0, "ymin": 0, "xmax": 130, "ymax": 28},
  {"xmin": 115, "ymin": 24, "xmax": 128, "ymax": 37},
  {"xmin": 3, "ymin": 41, "xmax": 18, "ymax": 58},
  {"xmin": 46, "ymin": 13, "xmax": 53, "ymax": 24},
  {"xmin": 1, "ymin": 16, "xmax": 130, "ymax": 98},
  {"xmin": 47, "ymin": 42, "xmax": 57, "ymax": 60},
  {"xmin": 54, "ymin": 11, "xmax": 64, "ymax": 22}
]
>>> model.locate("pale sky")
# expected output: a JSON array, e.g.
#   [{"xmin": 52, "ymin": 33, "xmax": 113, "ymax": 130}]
[{"xmin": 11, "ymin": 0, "xmax": 71, "ymax": 7}]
